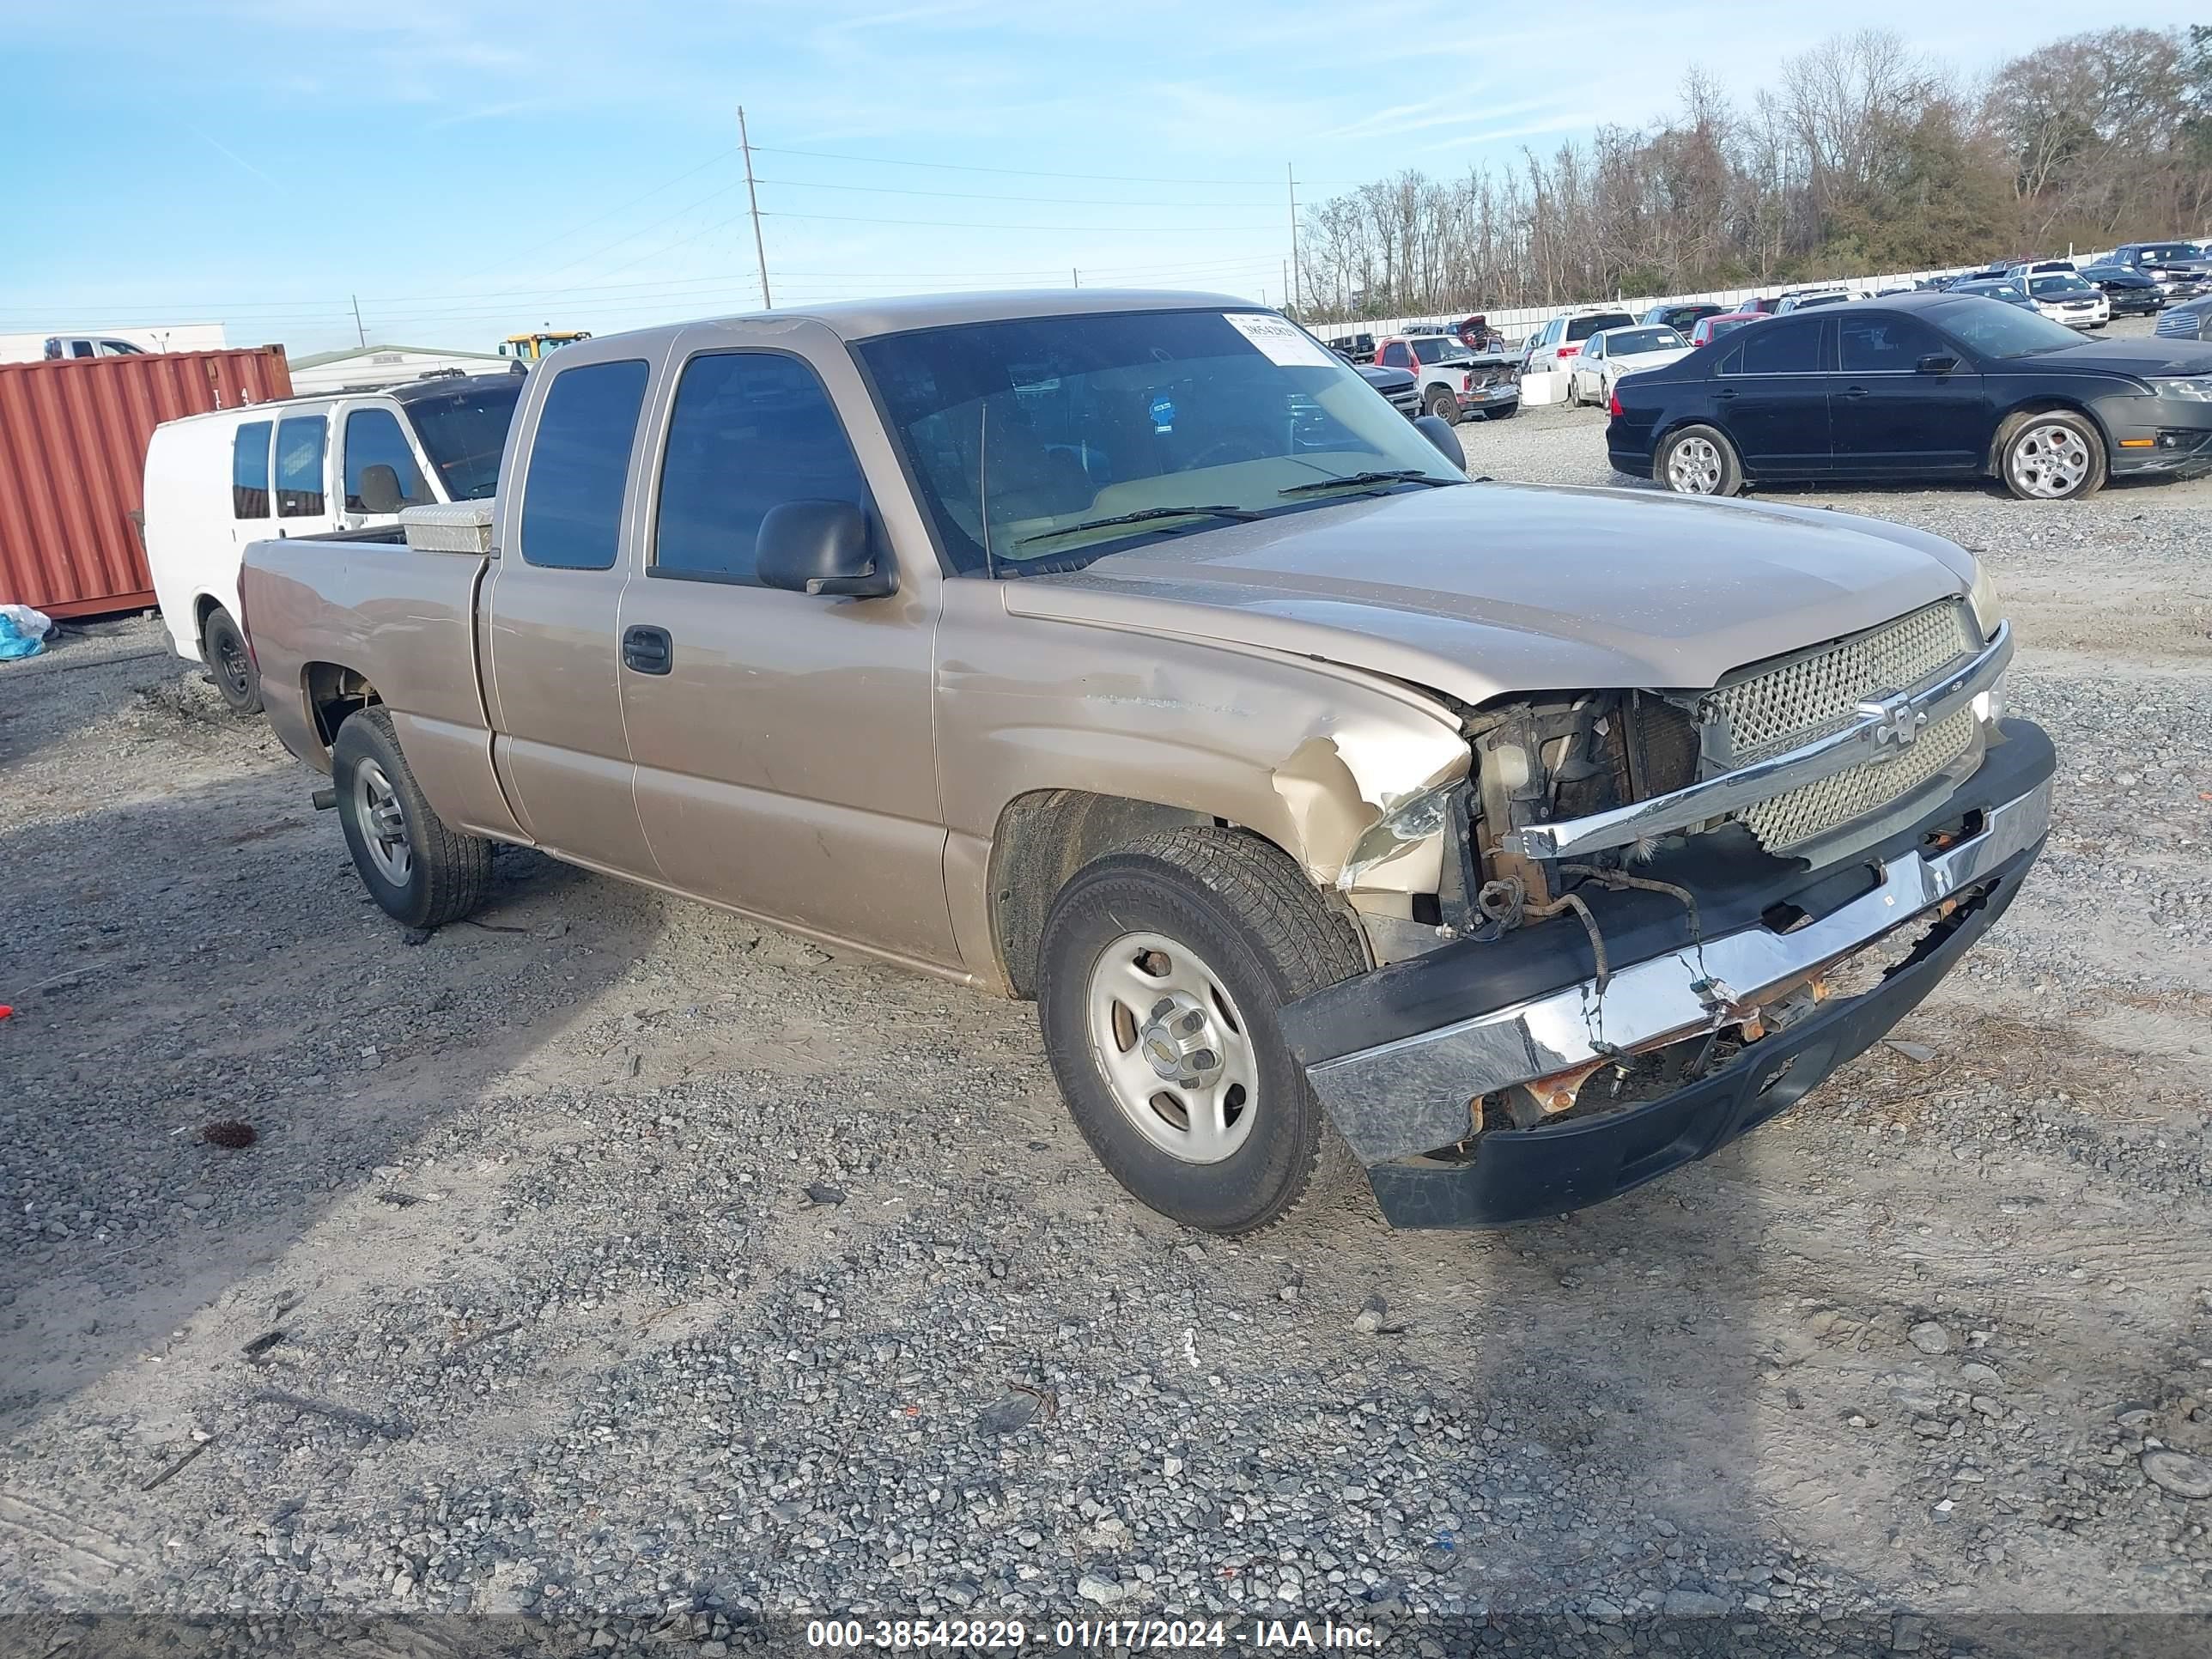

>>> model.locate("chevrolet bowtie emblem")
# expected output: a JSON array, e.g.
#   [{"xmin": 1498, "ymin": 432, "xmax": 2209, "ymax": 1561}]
[{"xmin": 1856, "ymin": 693, "xmax": 1926, "ymax": 750}]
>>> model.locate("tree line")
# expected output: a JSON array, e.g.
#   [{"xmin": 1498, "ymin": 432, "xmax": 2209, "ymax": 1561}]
[{"xmin": 1297, "ymin": 26, "xmax": 2212, "ymax": 320}]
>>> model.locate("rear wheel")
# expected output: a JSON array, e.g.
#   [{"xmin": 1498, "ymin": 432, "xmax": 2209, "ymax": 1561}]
[
  {"xmin": 1659, "ymin": 423, "xmax": 1742, "ymax": 496},
  {"xmin": 331, "ymin": 708, "xmax": 493, "ymax": 929},
  {"xmin": 1998, "ymin": 410, "xmax": 2105, "ymax": 501},
  {"xmin": 1036, "ymin": 826, "xmax": 1368, "ymax": 1236},
  {"xmin": 201, "ymin": 607, "xmax": 261, "ymax": 717}
]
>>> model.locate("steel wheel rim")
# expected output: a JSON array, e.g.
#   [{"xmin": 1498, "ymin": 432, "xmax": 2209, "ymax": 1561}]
[
  {"xmin": 1668, "ymin": 435, "xmax": 1723, "ymax": 494},
  {"xmin": 214, "ymin": 631, "xmax": 251, "ymax": 698},
  {"xmin": 1084, "ymin": 930, "xmax": 1257, "ymax": 1164},
  {"xmin": 352, "ymin": 759, "xmax": 412, "ymax": 884},
  {"xmin": 2010, "ymin": 423, "xmax": 2090, "ymax": 498}
]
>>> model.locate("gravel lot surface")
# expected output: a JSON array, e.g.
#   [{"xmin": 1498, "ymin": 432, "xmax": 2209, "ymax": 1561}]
[{"xmin": 3, "ymin": 370, "xmax": 2211, "ymax": 1656}]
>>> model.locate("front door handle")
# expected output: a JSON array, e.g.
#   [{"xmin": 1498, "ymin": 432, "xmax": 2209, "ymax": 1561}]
[
  {"xmin": 1714, "ymin": 388, "xmax": 1737, "ymax": 402},
  {"xmin": 623, "ymin": 624, "xmax": 672, "ymax": 675},
  {"xmin": 1842, "ymin": 385, "xmax": 1870, "ymax": 399}
]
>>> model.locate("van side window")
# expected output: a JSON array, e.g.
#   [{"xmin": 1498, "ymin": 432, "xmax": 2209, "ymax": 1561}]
[
  {"xmin": 652, "ymin": 352, "xmax": 869, "ymax": 586},
  {"xmin": 275, "ymin": 416, "xmax": 328, "ymax": 517},
  {"xmin": 342, "ymin": 408, "xmax": 430, "ymax": 511},
  {"xmin": 232, "ymin": 421, "xmax": 273, "ymax": 519},
  {"xmin": 520, "ymin": 359, "xmax": 649, "ymax": 570}
]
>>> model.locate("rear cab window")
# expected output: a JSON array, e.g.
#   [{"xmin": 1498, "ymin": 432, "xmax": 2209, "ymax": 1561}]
[
  {"xmin": 651, "ymin": 351, "xmax": 870, "ymax": 586},
  {"xmin": 519, "ymin": 359, "xmax": 651, "ymax": 569}
]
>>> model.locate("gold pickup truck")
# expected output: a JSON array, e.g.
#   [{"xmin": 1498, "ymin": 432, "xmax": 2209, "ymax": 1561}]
[{"xmin": 239, "ymin": 291, "xmax": 2051, "ymax": 1235}]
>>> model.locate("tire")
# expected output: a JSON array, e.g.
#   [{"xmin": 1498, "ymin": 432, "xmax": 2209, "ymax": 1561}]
[
  {"xmin": 331, "ymin": 707, "xmax": 493, "ymax": 929},
  {"xmin": 1423, "ymin": 386, "xmax": 1460, "ymax": 424},
  {"xmin": 1658, "ymin": 423, "xmax": 1743, "ymax": 496},
  {"xmin": 1564, "ymin": 376, "xmax": 1583, "ymax": 409},
  {"xmin": 1035, "ymin": 825, "xmax": 1368, "ymax": 1236},
  {"xmin": 201, "ymin": 606, "xmax": 262, "ymax": 717},
  {"xmin": 1997, "ymin": 409, "xmax": 2106, "ymax": 501},
  {"xmin": 1486, "ymin": 400, "xmax": 1518, "ymax": 420}
]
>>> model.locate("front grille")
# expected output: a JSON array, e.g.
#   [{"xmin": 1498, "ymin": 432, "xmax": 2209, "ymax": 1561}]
[
  {"xmin": 1742, "ymin": 705, "xmax": 1978, "ymax": 851},
  {"xmin": 1713, "ymin": 601, "xmax": 1976, "ymax": 760},
  {"xmin": 1709, "ymin": 601, "xmax": 1981, "ymax": 852},
  {"xmin": 2158, "ymin": 309, "xmax": 2199, "ymax": 337}
]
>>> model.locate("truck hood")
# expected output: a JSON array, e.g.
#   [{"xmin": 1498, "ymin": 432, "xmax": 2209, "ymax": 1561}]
[{"xmin": 1000, "ymin": 482, "xmax": 1978, "ymax": 706}]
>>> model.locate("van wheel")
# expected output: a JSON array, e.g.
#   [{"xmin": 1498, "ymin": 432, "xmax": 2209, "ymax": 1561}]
[
  {"xmin": 1035, "ymin": 826, "xmax": 1369, "ymax": 1236},
  {"xmin": 202, "ymin": 607, "xmax": 261, "ymax": 716},
  {"xmin": 1659, "ymin": 424, "xmax": 1742, "ymax": 496},
  {"xmin": 331, "ymin": 708, "xmax": 492, "ymax": 929},
  {"xmin": 1998, "ymin": 410, "xmax": 2106, "ymax": 501}
]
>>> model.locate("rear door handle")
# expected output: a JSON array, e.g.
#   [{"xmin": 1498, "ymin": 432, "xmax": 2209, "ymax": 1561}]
[
  {"xmin": 623, "ymin": 624, "xmax": 672, "ymax": 675},
  {"xmin": 1842, "ymin": 386, "xmax": 1870, "ymax": 399}
]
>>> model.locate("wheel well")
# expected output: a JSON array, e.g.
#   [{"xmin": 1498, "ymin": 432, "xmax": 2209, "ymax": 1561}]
[
  {"xmin": 1990, "ymin": 398, "xmax": 2106, "ymax": 471},
  {"xmin": 194, "ymin": 593, "xmax": 223, "ymax": 636},
  {"xmin": 988, "ymin": 790, "xmax": 1218, "ymax": 1000},
  {"xmin": 304, "ymin": 663, "xmax": 382, "ymax": 750}
]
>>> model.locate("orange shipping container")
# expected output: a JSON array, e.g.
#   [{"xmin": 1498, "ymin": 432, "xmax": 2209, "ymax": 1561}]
[{"xmin": 0, "ymin": 346, "xmax": 293, "ymax": 618}]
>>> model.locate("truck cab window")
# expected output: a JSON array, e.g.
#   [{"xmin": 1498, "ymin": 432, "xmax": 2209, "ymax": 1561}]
[
  {"xmin": 652, "ymin": 352, "xmax": 868, "ymax": 585},
  {"xmin": 232, "ymin": 421, "xmax": 273, "ymax": 519},
  {"xmin": 343, "ymin": 408, "xmax": 430, "ymax": 511},
  {"xmin": 519, "ymin": 359, "xmax": 649, "ymax": 570},
  {"xmin": 275, "ymin": 416, "xmax": 329, "ymax": 517}
]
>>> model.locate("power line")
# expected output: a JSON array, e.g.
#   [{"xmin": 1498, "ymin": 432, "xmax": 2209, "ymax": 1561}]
[
  {"xmin": 446, "ymin": 143, "xmax": 744, "ymax": 286},
  {"xmin": 758, "ymin": 209, "xmax": 1279, "ymax": 234},
  {"xmin": 750, "ymin": 143, "xmax": 1352, "ymax": 189},
  {"xmin": 750, "ymin": 176, "xmax": 1284, "ymax": 209}
]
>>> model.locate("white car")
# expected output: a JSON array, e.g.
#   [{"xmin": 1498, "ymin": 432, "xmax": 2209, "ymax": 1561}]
[
  {"xmin": 1565, "ymin": 325, "xmax": 1692, "ymax": 408},
  {"xmin": 2018, "ymin": 269, "xmax": 2111, "ymax": 330},
  {"xmin": 142, "ymin": 374, "xmax": 521, "ymax": 715}
]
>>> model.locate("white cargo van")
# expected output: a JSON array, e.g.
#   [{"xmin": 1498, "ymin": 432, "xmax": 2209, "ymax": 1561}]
[{"xmin": 143, "ymin": 373, "xmax": 521, "ymax": 714}]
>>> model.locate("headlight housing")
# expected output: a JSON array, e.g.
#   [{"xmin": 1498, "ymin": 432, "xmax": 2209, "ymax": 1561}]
[
  {"xmin": 2148, "ymin": 377, "xmax": 2212, "ymax": 401},
  {"xmin": 1967, "ymin": 562, "xmax": 2002, "ymax": 638}
]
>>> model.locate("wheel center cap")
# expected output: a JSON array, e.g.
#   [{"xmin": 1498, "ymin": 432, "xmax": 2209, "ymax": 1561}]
[{"xmin": 1136, "ymin": 993, "xmax": 1223, "ymax": 1087}]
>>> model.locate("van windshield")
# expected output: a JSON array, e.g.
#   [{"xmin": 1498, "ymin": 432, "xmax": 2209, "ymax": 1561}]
[
  {"xmin": 854, "ymin": 308, "xmax": 1465, "ymax": 576},
  {"xmin": 400, "ymin": 380, "xmax": 522, "ymax": 500}
]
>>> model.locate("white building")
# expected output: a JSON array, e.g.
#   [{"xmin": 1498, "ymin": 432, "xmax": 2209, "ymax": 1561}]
[{"xmin": 287, "ymin": 343, "xmax": 514, "ymax": 393}]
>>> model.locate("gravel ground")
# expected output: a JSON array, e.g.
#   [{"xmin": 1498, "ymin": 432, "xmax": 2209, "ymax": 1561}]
[{"xmin": 4, "ymin": 372, "xmax": 2212, "ymax": 1657}]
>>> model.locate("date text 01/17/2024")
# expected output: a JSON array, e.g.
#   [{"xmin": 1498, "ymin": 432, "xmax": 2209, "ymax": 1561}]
[{"xmin": 803, "ymin": 1618, "xmax": 1381, "ymax": 1650}]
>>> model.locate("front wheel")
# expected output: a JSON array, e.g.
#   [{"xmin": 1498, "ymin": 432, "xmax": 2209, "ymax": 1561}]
[
  {"xmin": 1658, "ymin": 423, "xmax": 1743, "ymax": 496},
  {"xmin": 1998, "ymin": 410, "xmax": 2106, "ymax": 501},
  {"xmin": 201, "ymin": 606, "xmax": 261, "ymax": 717},
  {"xmin": 331, "ymin": 708, "xmax": 493, "ymax": 928},
  {"xmin": 1423, "ymin": 386, "xmax": 1460, "ymax": 424},
  {"xmin": 1035, "ymin": 826, "xmax": 1368, "ymax": 1236}
]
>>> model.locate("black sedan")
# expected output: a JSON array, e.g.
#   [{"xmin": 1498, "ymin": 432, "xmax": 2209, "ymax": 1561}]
[
  {"xmin": 2078, "ymin": 264, "xmax": 2166, "ymax": 317},
  {"xmin": 1607, "ymin": 293, "xmax": 2212, "ymax": 501}
]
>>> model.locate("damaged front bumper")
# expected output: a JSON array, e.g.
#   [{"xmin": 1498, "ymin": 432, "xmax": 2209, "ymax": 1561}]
[{"xmin": 1282, "ymin": 720, "xmax": 2055, "ymax": 1228}]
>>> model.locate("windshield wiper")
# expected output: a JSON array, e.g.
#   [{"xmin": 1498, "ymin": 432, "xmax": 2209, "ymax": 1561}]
[
  {"xmin": 1277, "ymin": 469, "xmax": 1461, "ymax": 497},
  {"xmin": 1017, "ymin": 504, "xmax": 1259, "ymax": 546}
]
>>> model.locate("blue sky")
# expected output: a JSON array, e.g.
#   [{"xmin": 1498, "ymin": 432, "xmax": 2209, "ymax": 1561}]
[{"xmin": 2, "ymin": 1, "xmax": 2204, "ymax": 356}]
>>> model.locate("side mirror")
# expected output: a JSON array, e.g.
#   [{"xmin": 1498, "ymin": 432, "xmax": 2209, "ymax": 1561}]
[
  {"xmin": 357, "ymin": 464, "xmax": 405, "ymax": 514},
  {"xmin": 1413, "ymin": 414, "xmax": 1465, "ymax": 471},
  {"xmin": 1916, "ymin": 354, "xmax": 1959, "ymax": 374},
  {"xmin": 757, "ymin": 500, "xmax": 896, "ymax": 598}
]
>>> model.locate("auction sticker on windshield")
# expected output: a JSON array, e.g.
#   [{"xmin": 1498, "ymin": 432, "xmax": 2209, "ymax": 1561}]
[{"xmin": 1224, "ymin": 311, "xmax": 1338, "ymax": 368}]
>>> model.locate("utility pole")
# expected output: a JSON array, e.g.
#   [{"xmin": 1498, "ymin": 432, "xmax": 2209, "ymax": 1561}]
[
  {"xmin": 738, "ymin": 106, "xmax": 771, "ymax": 310},
  {"xmin": 1071, "ymin": 267, "xmax": 1079, "ymax": 289},
  {"xmin": 1282, "ymin": 261, "xmax": 1289, "ymax": 313},
  {"xmin": 1287, "ymin": 162, "xmax": 1300, "ymax": 317},
  {"xmin": 350, "ymin": 295, "xmax": 366, "ymax": 347}
]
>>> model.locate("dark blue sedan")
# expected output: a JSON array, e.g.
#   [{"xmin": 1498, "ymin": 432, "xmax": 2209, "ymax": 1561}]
[{"xmin": 1607, "ymin": 293, "xmax": 2212, "ymax": 501}]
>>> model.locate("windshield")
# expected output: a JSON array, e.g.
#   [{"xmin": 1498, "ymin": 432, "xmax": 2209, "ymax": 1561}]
[
  {"xmin": 1703, "ymin": 315, "xmax": 1753, "ymax": 339},
  {"xmin": 1410, "ymin": 337, "xmax": 1470, "ymax": 363},
  {"xmin": 402, "ymin": 380, "xmax": 522, "ymax": 500},
  {"xmin": 1934, "ymin": 296, "xmax": 2087, "ymax": 359},
  {"xmin": 2136, "ymin": 245, "xmax": 2196, "ymax": 263},
  {"xmin": 2028, "ymin": 274, "xmax": 2093, "ymax": 296},
  {"xmin": 1960, "ymin": 283, "xmax": 2025, "ymax": 301},
  {"xmin": 854, "ymin": 308, "xmax": 1467, "ymax": 575},
  {"xmin": 1565, "ymin": 313, "xmax": 1635, "ymax": 341},
  {"xmin": 1606, "ymin": 327, "xmax": 1686, "ymax": 355}
]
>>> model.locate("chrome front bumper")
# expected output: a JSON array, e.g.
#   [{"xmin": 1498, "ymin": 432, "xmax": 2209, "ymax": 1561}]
[
  {"xmin": 1305, "ymin": 764, "xmax": 2052, "ymax": 1166},
  {"xmin": 1501, "ymin": 621, "xmax": 2012, "ymax": 861}
]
